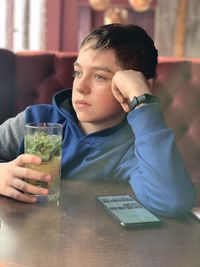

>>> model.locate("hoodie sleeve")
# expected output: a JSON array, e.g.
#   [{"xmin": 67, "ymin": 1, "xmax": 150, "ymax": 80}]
[
  {"xmin": 0, "ymin": 112, "xmax": 25, "ymax": 162},
  {"xmin": 127, "ymin": 103, "xmax": 195, "ymax": 217}
]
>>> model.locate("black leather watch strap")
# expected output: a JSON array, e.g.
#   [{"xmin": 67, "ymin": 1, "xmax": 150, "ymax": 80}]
[{"xmin": 129, "ymin": 94, "xmax": 160, "ymax": 110}]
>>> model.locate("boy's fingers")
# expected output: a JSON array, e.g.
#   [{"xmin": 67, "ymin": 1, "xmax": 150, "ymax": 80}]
[
  {"xmin": 112, "ymin": 87, "xmax": 129, "ymax": 108},
  {"xmin": 112, "ymin": 86, "xmax": 124, "ymax": 102},
  {"xmin": 112, "ymin": 86, "xmax": 130, "ymax": 112},
  {"xmin": 15, "ymin": 154, "xmax": 41, "ymax": 166},
  {"xmin": 121, "ymin": 103, "xmax": 131, "ymax": 113},
  {"xmin": 6, "ymin": 186, "xmax": 37, "ymax": 203},
  {"xmin": 13, "ymin": 166, "xmax": 51, "ymax": 182},
  {"xmin": 11, "ymin": 177, "xmax": 48, "ymax": 195}
]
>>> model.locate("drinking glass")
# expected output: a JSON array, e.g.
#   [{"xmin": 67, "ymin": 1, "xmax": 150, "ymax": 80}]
[{"xmin": 24, "ymin": 122, "xmax": 63, "ymax": 201}]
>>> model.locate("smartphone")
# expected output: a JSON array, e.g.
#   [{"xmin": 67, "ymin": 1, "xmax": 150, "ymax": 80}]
[
  {"xmin": 190, "ymin": 207, "xmax": 200, "ymax": 221},
  {"xmin": 96, "ymin": 194, "xmax": 161, "ymax": 229}
]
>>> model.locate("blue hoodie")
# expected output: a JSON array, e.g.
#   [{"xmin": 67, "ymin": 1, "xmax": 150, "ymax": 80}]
[{"xmin": 19, "ymin": 89, "xmax": 194, "ymax": 217}]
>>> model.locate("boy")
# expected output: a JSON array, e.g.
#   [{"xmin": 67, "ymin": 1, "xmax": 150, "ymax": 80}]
[{"xmin": 0, "ymin": 24, "xmax": 194, "ymax": 217}]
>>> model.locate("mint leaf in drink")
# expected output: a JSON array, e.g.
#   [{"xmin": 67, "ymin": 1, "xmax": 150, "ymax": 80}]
[{"xmin": 25, "ymin": 131, "xmax": 62, "ymax": 161}]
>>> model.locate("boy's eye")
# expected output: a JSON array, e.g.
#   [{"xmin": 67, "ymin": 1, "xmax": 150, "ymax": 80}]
[
  {"xmin": 94, "ymin": 74, "xmax": 107, "ymax": 80},
  {"xmin": 73, "ymin": 70, "xmax": 81, "ymax": 78}
]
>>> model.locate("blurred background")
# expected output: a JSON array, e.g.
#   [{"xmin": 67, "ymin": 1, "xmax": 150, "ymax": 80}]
[{"xmin": 0, "ymin": 0, "xmax": 199, "ymax": 57}]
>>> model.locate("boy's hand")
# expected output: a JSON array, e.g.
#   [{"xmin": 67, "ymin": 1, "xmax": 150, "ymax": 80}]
[
  {"xmin": 0, "ymin": 154, "xmax": 51, "ymax": 203},
  {"xmin": 111, "ymin": 70, "xmax": 153, "ymax": 112}
]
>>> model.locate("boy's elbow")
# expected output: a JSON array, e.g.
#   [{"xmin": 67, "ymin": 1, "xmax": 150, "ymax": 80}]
[
  {"xmin": 131, "ymin": 176, "xmax": 195, "ymax": 218},
  {"xmin": 157, "ymin": 188, "xmax": 195, "ymax": 218},
  {"xmin": 162, "ymin": 198, "xmax": 193, "ymax": 218}
]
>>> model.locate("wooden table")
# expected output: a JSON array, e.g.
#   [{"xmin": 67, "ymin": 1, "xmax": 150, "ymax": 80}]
[{"xmin": 0, "ymin": 180, "xmax": 200, "ymax": 267}]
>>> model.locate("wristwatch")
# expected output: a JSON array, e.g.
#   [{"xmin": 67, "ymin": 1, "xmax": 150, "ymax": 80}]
[{"xmin": 129, "ymin": 94, "xmax": 160, "ymax": 111}]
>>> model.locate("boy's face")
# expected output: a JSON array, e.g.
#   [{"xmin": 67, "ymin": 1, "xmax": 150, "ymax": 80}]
[{"xmin": 72, "ymin": 44, "xmax": 126, "ymax": 134}]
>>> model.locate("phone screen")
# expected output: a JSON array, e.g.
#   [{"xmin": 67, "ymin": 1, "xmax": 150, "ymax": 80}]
[{"xmin": 96, "ymin": 194, "xmax": 161, "ymax": 229}]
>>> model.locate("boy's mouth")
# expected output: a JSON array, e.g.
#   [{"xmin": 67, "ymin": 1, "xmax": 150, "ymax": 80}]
[{"xmin": 75, "ymin": 100, "xmax": 91, "ymax": 108}]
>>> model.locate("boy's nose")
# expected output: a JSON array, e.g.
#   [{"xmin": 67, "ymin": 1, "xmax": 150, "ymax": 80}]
[{"xmin": 74, "ymin": 77, "xmax": 90, "ymax": 94}]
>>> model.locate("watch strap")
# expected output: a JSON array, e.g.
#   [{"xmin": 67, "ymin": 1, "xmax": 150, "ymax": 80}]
[{"xmin": 129, "ymin": 94, "xmax": 160, "ymax": 110}]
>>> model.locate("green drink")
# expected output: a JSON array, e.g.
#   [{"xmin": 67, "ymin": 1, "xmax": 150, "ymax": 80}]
[{"xmin": 24, "ymin": 123, "xmax": 62, "ymax": 202}]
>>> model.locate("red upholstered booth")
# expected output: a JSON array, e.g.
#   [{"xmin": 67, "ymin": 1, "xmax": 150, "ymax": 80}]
[
  {"xmin": 0, "ymin": 49, "xmax": 76, "ymax": 120},
  {"xmin": 154, "ymin": 58, "xmax": 200, "ymax": 183},
  {"xmin": 0, "ymin": 48, "xmax": 200, "ymax": 183}
]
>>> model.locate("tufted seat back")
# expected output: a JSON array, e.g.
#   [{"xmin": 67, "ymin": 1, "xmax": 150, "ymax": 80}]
[
  {"xmin": 0, "ymin": 49, "xmax": 15, "ymax": 122},
  {"xmin": 14, "ymin": 51, "xmax": 77, "ymax": 114},
  {"xmin": 154, "ymin": 58, "xmax": 200, "ymax": 183},
  {"xmin": 0, "ymin": 49, "xmax": 77, "ymax": 123}
]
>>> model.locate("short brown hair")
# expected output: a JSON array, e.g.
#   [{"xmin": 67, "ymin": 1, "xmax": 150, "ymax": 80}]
[{"xmin": 81, "ymin": 23, "xmax": 158, "ymax": 79}]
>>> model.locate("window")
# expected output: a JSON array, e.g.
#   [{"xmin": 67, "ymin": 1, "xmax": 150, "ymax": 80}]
[
  {"xmin": 0, "ymin": 0, "xmax": 46, "ymax": 51},
  {"xmin": 0, "ymin": 0, "xmax": 7, "ymax": 48}
]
